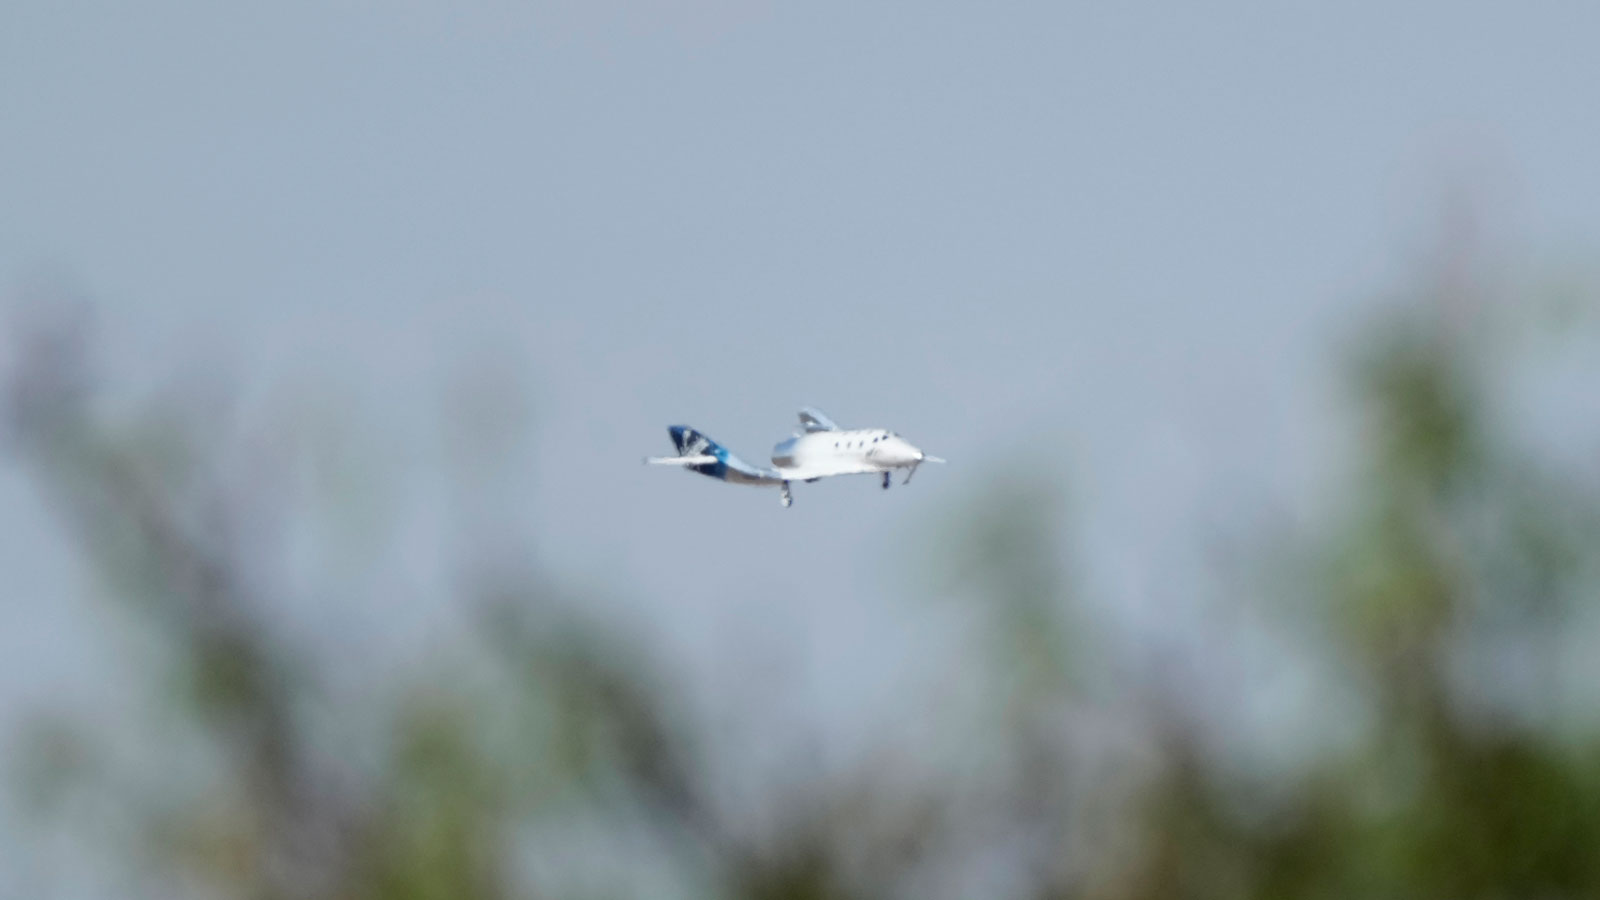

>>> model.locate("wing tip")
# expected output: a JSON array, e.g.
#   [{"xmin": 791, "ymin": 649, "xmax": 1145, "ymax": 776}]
[{"xmin": 798, "ymin": 406, "xmax": 840, "ymax": 432}]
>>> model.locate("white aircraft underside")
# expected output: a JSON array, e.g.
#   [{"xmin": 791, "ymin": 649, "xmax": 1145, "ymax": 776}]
[{"xmin": 644, "ymin": 407, "xmax": 943, "ymax": 507}]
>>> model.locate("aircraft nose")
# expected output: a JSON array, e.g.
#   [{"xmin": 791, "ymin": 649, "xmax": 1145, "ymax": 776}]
[{"xmin": 892, "ymin": 438, "xmax": 925, "ymax": 465}]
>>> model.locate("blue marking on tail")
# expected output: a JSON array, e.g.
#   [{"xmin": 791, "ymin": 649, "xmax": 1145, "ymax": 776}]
[{"xmin": 667, "ymin": 426, "xmax": 729, "ymax": 480}]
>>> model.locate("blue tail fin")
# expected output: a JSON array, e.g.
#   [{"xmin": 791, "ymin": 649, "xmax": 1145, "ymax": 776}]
[
  {"xmin": 669, "ymin": 425, "xmax": 724, "ymax": 458},
  {"xmin": 664, "ymin": 425, "xmax": 783, "ymax": 486}
]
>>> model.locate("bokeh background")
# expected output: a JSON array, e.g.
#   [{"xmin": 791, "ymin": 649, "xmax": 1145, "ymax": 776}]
[{"xmin": 5, "ymin": 2, "xmax": 1600, "ymax": 898}]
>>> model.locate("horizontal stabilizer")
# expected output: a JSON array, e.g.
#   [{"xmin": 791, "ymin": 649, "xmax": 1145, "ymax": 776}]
[{"xmin": 644, "ymin": 455, "xmax": 719, "ymax": 466}]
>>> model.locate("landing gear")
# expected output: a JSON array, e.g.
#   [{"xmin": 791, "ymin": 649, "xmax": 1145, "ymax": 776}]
[
  {"xmin": 882, "ymin": 471, "xmax": 892, "ymax": 490},
  {"xmin": 780, "ymin": 482, "xmax": 793, "ymax": 508}
]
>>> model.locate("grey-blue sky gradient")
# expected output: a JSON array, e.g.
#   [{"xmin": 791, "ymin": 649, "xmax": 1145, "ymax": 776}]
[{"xmin": 4, "ymin": 2, "xmax": 1600, "ymax": 888}]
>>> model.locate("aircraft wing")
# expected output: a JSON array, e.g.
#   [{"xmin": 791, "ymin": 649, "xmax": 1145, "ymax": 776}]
[
  {"xmin": 644, "ymin": 455, "xmax": 719, "ymax": 466},
  {"xmin": 798, "ymin": 407, "xmax": 840, "ymax": 432}
]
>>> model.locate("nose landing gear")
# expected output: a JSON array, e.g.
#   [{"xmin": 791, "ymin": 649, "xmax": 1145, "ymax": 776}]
[
  {"xmin": 881, "ymin": 471, "xmax": 892, "ymax": 490},
  {"xmin": 780, "ymin": 482, "xmax": 793, "ymax": 508}
]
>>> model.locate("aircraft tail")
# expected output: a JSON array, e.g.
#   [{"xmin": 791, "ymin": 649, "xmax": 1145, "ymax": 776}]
[
  {"xmin": 659, "ymin": 425, "xmax": 782, "ymax": 486},
  {"xmin": 669, "ymin": 425, "xmax": 723, "ymax": 458}
]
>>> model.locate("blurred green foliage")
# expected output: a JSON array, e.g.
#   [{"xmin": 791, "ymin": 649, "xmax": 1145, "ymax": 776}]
[{"xmin": 5, "ymin": 261, "xmax": 1599, "ymax": 899}]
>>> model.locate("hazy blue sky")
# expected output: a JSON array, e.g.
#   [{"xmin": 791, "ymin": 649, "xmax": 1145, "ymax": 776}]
[{"xmin": 4, "ymin": 3, "xmax": 1600, "ymax": 881}]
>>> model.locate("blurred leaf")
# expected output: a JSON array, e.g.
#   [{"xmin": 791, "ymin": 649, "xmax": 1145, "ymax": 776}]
[{"xmin": 10, "ymin": 714, "xmax": 98, "ymax": 818}]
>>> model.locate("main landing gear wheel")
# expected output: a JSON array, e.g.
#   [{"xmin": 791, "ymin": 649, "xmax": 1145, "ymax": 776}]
[
  {"xmin": 780, "ymin": 482, "xmax": 793, "ymax": 508},
  {"xmin": 882, "ymin": 471, "xmax": 892, "ymax": 490}
]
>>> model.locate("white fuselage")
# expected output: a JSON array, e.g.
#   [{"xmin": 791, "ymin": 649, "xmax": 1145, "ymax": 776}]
[{"xmin": 770, "ymin": 429, "xmax": 926, "ymax": 480}]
